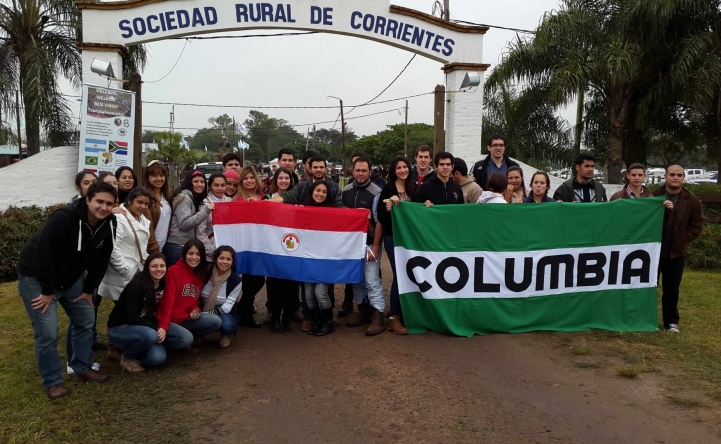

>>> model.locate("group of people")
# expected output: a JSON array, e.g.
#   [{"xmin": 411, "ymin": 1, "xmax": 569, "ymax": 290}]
[{"xmin": 17, "ymin": 133, "xmax": 704, "ymax": 400}]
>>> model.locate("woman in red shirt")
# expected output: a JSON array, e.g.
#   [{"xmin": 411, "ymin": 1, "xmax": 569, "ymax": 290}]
[{"xmin": 157, "ymin": 239, "xmax": 221, "ymax": 354}]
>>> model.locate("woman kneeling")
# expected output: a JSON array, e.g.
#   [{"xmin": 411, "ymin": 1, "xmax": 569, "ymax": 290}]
[
  {"xmin": 201, "ymin": 246, "xmax": 241, "ymax": 347},
  {"xmin": 107, "ymin": 254, "xmax": 195, "ymax": 372}
]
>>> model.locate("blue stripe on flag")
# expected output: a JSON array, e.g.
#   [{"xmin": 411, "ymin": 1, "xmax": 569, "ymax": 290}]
[
  {"xmin": 236, "ymin": 251, "xmax": 364, "ymax": 284},
  {"xmin": 115, "ymin": 150, "xmax": 128, "ymax": 155},
  {"xmin": 84, "ymin": 147, "xmax": 105, "ymax": 153},
  {"xmin": 85, "ymin": 138, "xmax": 106, "ymax": 145}
]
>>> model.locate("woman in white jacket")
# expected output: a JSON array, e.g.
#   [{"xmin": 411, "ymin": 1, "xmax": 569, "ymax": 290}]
[
  {"xmin": 201, "ymin": 172, "xmax": 232, "ymax": 261},
  {"xmin": 100, "ymin": 188, "xmax": 152, "ymax": 301}
]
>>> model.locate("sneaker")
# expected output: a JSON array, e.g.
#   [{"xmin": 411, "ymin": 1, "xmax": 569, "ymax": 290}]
[
  {"xmin": 666, "ymin": 324, "xmax": 680, "ymax": 333},
  {"xmin": 66, "ymin": 362, "xmax": 100, "ymax": 375},
  {"xmin": 120, "ymin": 357, "xmax": 145, "ymax": 373}
]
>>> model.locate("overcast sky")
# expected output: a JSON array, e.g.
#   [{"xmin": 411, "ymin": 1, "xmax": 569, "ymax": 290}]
[{"xmin": 67, "ymin": 0, "xmax": 563, "ymax": 139}]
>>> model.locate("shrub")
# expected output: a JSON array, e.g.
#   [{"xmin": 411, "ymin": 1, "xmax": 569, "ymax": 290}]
[
  {"xmin": 0, "ymin": 205, "xmax": 62, "ymax": 282},
  {"xmin": 687, "ymin": 223, "xmax": 721, "ymax": 270}
]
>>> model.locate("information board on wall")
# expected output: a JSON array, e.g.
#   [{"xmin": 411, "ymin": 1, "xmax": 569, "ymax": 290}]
[{"xmin": 78, "ymin": 83, "xmax": 135, "ymax": 173}]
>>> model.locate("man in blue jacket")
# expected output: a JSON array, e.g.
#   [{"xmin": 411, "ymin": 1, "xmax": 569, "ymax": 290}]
[{"xmin": 17, "ymin": 181, "xmax": 118, "ymax": 399}]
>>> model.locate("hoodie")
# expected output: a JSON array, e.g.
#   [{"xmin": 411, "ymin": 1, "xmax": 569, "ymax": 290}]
[
  {"xmin": 17, "ymin": 198, "xmax": 117, "ymax": 295},
  {"xmin": 458, "ymin": 176, "xmax": 483, "ymax": 203},
  {"xmin": 156, "ymin": 258, "xmax": 203, "ymax": 331},
  {"xmin": 412, "ymin": 175, "xmax": 464, "ymax": 205},
  {"xmin": 478, "ymin": 191, "xmax": 507, "ymax": 204},
  {"xmin": 410, "ymin": 165, "xmax": 435, "ymax": 186}
]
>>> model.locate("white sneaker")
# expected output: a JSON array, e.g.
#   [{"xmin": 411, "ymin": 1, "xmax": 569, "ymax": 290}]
[
  {"xmin": 66, "ymin": 362, "xmax": 100, "ymax": 375},
  {"xmin": 666, "ymin": 324, "xmax": 680, "ymax": 333}
]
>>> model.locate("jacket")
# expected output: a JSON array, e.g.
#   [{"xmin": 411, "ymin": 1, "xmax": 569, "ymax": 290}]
[
  {"xmin": 478, "ymin": 191, "xmax": 507, "ymax": 204},
  {"xmin": 342, "ymin": 179, "xmax": 383, "ymax": 245},
  {"xmin": 458, "ymin": 176, "xmax": 483, "ymax": 203},
  {"xmin": 610, "ymin": 186, "xmax": 653, "ymax": 201},
  {"xmin": 552, "ymin": 177, "xmax": 608, "ymax": 203},
  {"xmin": 282, "ymin": 179, "xmax": 344, "ymax": 207},
  {"xmin": 412, "ymin": 175, "xmax": 464, "ymax": 205},
  {"xmin": 200, "ymin": 271, "xmax": 242, "ymax": 315},
  {"xmin": 410, "ymin": 166, "xmax": 435, "ymax": 186},
  {"xmin": 107, "ymin": 273, "xmax": 161, "ymax": 330},
  {"xmin": 652, "ymin": 186, "xmax": 705, "ymax": 259},
  {"xmin": 523, "ymin": 195, "xmax": 557, "ymax": 203},
  {"xmin": 17, "ymin": 198, "xmax": 117, "ymax": 296},
  {"xmin": 201, "ymin": 194, "xmax": 232, "ymax": 260},
  {"xmin": 376, "ymin": 182, "xmax": 414, "ymax": 238},
  {"xmin": 99, "ymin": 205, "xmax": 151, "ymax": 301},
  {"xmin": 156, "ymin": 258, "xmax": 203, "ymax": 330},
  {"xmin": 166, "ymin": 190, "xmax": 212, "ymax": 247},
  {"xmin": 472, "ymin": 155, "xmax": 519, "ymax": 190}
]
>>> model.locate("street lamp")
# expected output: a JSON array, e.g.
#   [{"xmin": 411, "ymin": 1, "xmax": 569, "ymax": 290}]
[{"xmin": 327, "ymin": 96, "xmax": 346, "ymax": 171}]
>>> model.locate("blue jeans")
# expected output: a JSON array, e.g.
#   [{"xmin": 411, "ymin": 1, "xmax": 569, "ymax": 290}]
[
  {"xmin": 384, "ymin": 236, "xmax": 402, "ymax": 316},
  {"xmin": 304, "ymin": 283, "xmax": 331, "ymax": 310},
  {"xmin": 65, "ymin": 291, "xmax": 102, "ymax": 362},
  {"xmin": 162, "ymin": 242, "xmax": 184, "ymax": 267},
  {"xmin": 165, "ymin": 323, "xmax": 195, "ymax": 350},
  {"xmin": 353, "ymin": 245, "xmax": 385, "ymax": 312},
  {"xmin": 219, "ymin": 312, "xmax": 237, "ymax": 335},
  {"xmin": 181, "ymin": 313, "xmax": 221, "ymax": 339},
  {"xmin": 18, "ymin": 275, "xmax": 94, "ymax": 388},
  {"xmin": 108, "ymin": 324, "xmax": 166, "ymax": 366}
]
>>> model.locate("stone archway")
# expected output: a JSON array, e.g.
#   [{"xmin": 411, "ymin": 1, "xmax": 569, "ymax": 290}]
[{"xmin": 76, "ymin": 0, "xmax": 490, "ymax": 162}]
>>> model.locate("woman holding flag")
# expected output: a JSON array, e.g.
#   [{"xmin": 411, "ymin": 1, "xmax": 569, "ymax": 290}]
[
  {"xmin": 378, "ymin": 156, "xmax": 417, "ymax": 335},
  {"xmin": 201, "ymin": 173, "xmax": 231, "ymax": 261}
]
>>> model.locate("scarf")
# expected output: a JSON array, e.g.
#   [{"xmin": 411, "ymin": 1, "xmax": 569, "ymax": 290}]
[{"xmin": 202, "ymin": 266, "xmax": 231, "ymax": 312}]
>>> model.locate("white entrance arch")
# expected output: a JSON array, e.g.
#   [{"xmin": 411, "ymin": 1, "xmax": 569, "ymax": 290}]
[{"xmin": 77, "ymin": 0, "xmax": 490, "ymax": 162}]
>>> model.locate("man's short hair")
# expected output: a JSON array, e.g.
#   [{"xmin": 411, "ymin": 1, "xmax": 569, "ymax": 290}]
[
  {"xmin": 452, "ymin": 158, "xmax": 468, "ymax": 176},
  {"xmin": 666, "ymin": 164, "xmax": 685, "ymax": 175},
  {"xmin": 301, "ymin": 150, "xmax": 317, "ymax": 165},
  {"xmin": 278, "ymin": 148, "xmax": 295, "ymax": 159},
  {"xmin": 87, "ymin": 181, "xmax": 118, "ymax": 200},
  {"xmin": 575, "ymin": 152, "xmax": 596, "ymax": 166},
  {"xmin": 415, "ymin": 145, "xmax": 432, "ymax": 157},
  {"xmin": 627, "ymin": 163, "xmax": 645, "ymax": 173},
  {"xmin": 222, "ymin": 153, "xmax": 241, "ymax": 166},
  {"xmin": 353, "ymin": 156, "xmax": 372, "ymax": 170},
  {"xmin": 434, "ymin": 151, "xmax": 454, "ymax": 167},
  {"xmin": 351, "ymin": 151, "xmax": 368, "ymax": 161},
  {"xmin": 487, "ymin": 134, "xmax": 506, "ymax": 146},
  {"xmin": 309, "ymin": 155, "xmax": 326, "ymax": 167}
]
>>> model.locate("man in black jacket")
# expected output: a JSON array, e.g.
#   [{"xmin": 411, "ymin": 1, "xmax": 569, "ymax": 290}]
[
  {"xmin": 409, "ymin": 145, "xmax": 435, "ymax": 185},
  {"xmin": 553, "ymin": 153, "xmax": 608, "ymax": 203},
  {"xmin": 413, "ymin": 152, "xmax": 464, "ymax": 206},
  {"xmin": 472, "ymin": 134, "xmax": 519, "ymax": 189},
  {"xmin": 17, "ymin": 182, "xmax": 118, "ymax": 399},
  {"xmin": 270, "ymin": 155, "xmax": 343, "ymax": 207},
  {"xmin": 277, "ymin": 148, "xmax": 300, "ymax": 186}
]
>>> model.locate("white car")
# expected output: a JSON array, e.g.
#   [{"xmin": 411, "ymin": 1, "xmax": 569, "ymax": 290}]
[{"xmin": 194, "ymin": 162, "xmax": 224, "ymax": 179}]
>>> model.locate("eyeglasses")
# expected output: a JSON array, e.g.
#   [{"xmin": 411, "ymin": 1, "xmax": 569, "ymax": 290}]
[{"xmin": 490, "ymin": 144, "xmax": 505, "ymax": 148}]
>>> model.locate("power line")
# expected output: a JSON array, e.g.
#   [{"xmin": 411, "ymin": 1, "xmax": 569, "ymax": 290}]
[{"xmin": 145, "ymin": 39, "xmax": 190, "ymax": 84}]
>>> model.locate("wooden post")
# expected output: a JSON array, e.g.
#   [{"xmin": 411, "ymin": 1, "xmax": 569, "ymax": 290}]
[
  {"xmin": 339, "ymin": 101, "xmax": 346, "ymax": 170},
  {"xmin": 404, "ymin": 100, "xmax": 409, "ymax": 157},
  {"xmin": 433, "ymin": 85, "xmax": 445, "ymax": 154},
  {"xmin": 128, "ymin": 74, "xmax": 143, "ymax": 186}
]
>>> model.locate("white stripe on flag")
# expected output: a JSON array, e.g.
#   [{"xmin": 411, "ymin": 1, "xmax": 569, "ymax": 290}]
[
  {"xmin": 214, "ymin": 223, "xmax": 367, "ymax": 261},
  {"xmin": 396, "ymin": 243, "xmax": 660, "ymax": 300}
]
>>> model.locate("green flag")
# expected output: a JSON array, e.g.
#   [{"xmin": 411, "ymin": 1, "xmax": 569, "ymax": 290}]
[{"xmin": 391, "ymin": 198, "xmax": 665, "ymax": 337}]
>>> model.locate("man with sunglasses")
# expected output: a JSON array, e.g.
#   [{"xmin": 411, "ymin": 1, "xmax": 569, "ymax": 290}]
[{"xmin": 472, "ymin": 134, "xmax": 519, "ymax": 190}]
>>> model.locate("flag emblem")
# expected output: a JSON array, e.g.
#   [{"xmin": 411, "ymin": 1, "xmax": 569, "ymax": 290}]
[{"xmin": 282, "ymin": 233, "xmax": 301, "ymax": 252}]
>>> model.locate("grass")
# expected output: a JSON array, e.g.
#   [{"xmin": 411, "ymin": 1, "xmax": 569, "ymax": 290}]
[
  {"xmin": 665, "ymin": 394, "xmax": 704, "ymax": 408},
  {"xmin": 616, "ymin": 365, "xmax": 639, "ymax": 378},
  {"xmin": 0, "ymin": 282, "xmax": 209, "ymax": 444},
  {"xmin": 574, "ymin": 362, "xmax": 601, "ymax": 369},
  {"xmin": 570, "ymin": 339, "xmax": 593, "ymax": 355}
]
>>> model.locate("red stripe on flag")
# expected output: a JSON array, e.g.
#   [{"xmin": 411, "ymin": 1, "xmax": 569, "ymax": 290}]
[
  {"xmin": 113, "ymin": 141, "xmax": 129, "ymax": 147},
  {"xmin": 213, "ymin": 201, "xmax": 370, "ymax": 233}
]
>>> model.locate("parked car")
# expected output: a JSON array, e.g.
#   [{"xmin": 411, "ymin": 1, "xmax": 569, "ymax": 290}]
[{"xmin": 194, "ymin": 162, "xmax": 224, "ymax": 179}]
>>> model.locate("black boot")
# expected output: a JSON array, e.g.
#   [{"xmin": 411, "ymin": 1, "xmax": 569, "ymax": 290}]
[
  {"xmin": 240, "ymin": 314, "xmax": 261, "ymax": 328},
  {"xmin": 280, "ymin": 308, "xmax": 293, "ymax": 333},
  {"xmin": 338, "ymin": 285, "xmax": 354, "ymax": 317},
  {"xmin": 270, "ymin": 309, "xmax": 283, "ymax": 333},
  {"xmin": 307, "ymin": 307, "xmax": 321, "ymax": 335},
  {"xmin": 314, "ymin": 308, "xmax": 335, "ymax": 336}
]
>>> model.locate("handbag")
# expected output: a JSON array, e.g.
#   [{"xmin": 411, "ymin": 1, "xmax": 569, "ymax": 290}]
[{"xmin": 123, "ymin": 214, "xmax": 146, "ymax": 266}]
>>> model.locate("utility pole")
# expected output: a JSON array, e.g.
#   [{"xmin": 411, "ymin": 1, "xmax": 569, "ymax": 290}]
[
  {"xmin": 443, "ymin": 0, "xmax": 450, "ymax": 21},
  {"xmin": 128, "ymin": 74, "xmax": 143, "ymax": 185},
  {"xmin": 433, "ymin": 85, "xmax": 445, "ymax": 154},
  {"xmin": 15, "ymin": 91, "xmax": 22, "ymax": 155},
  {"xmin": 404, "ymin": 100, "xmax": 409, "ymax": 157},
  {"xmin": 312, "ymin": 124, "xmax": 316, "ymax": 151},
  {"xmin": 339, "ymin": 102, "xmax": 346, "ymax": 171},
  {"xmin": 169, "ymin": 105, "xmax": 174, "ymax": 133}
]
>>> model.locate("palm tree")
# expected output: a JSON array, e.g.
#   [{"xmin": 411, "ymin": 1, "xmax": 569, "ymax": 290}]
[
  {"xmin": 146, "ymin": 132, "xmax": 217, "ymax": 187},
  {"xmin": 0, "ymin": 0, "xmax": 146, "ymax": 155}
]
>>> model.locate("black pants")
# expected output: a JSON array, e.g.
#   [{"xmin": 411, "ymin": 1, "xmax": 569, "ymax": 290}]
[
  {"xmin": 266, "ymin": 277, "xmax": 298, "ymax": 319},
  {"xmin": 237, "ymin": 274, "xmax": 266, "ymax": 318},
  {"xmin": 658, "ymin": 257, "xmax": 685, "ymax": 327}
]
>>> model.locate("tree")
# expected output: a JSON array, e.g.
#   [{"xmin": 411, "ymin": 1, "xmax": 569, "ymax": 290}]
[
  {"xmin": 142, "ymin": 129, "xmax": 162, "ymax": 143},
  {"xmin": 144, "ymin": 131, "xmax": 199, "ymax": 187},
  {"xmin": 0, "ymin": 0, "xmax": 146, "ymax": 155},
  {"xmin": 349, "ymin": 123, "xmax": 434, "ymax": 167}
]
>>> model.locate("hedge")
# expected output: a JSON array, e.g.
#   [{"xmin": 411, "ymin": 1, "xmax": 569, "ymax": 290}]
[{"xmin": 1, "ymin": 189, "xmax": 720, "ymax": 282}]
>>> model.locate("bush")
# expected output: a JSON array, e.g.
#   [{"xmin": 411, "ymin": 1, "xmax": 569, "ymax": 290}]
[
  {"xmin": 0, "ymin": 205, "xmax": 62, "ymax": 282},
  {"xmin": 647, "ymin": 183, "xmax": 721, "ymax": 217},
  {"xmin": 687, "ymin": 223, "xmax": 721, "ymax": 270}
]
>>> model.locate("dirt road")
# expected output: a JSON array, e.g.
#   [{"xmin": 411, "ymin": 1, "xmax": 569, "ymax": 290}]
[{"xmin": 185, "ymin": 258, "xmax": 719, "ymax": 444}]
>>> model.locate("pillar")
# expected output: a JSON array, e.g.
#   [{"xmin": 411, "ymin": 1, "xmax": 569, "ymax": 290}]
[
  {"xmin": 78, "ymin": 43, "xmax": 126, "ymax": 89},
  {"xmin": 443, "ymin": 63, "xmax": 491, "ymax": 167}
]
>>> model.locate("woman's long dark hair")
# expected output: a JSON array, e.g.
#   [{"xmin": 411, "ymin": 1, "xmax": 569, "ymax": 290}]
[
  {"xmin": 207, "ymin": 172, "xmax": 227, "ymax": 200},
  {"xmin": 115, "ymin": 166, "xmax": 138, "ymax": 204},
  {"xmin": 269, "ymin": 167, "xmax": 294, "ymax": 195},
  {"xmin": 507, "ymin": 166, "xmax": 527, "ymax": 197},
  {"xmin": 172, "ymin": 171, "xmax": 207, "ymax": 212},
  {"xmin": 212, "ymin": 245, "xmax": 237, "ymax": 274},
  {"xmin": 388, "ymin": 156, "xmax": 417, "ymax": 198},
  {"xmin": 182, "ymin": 239, "xmax": 208, "ymax": 275},
  {"xmin": 141, "ymin": 253, "xmax": 167, "ymax": 321},
  {"xmin": 144, "ymin": 161, "xmax": 171, "ymax": 203},
  {"xmin": 301, "ymin": 180, "xmax": 333, "ymax": 207}
]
